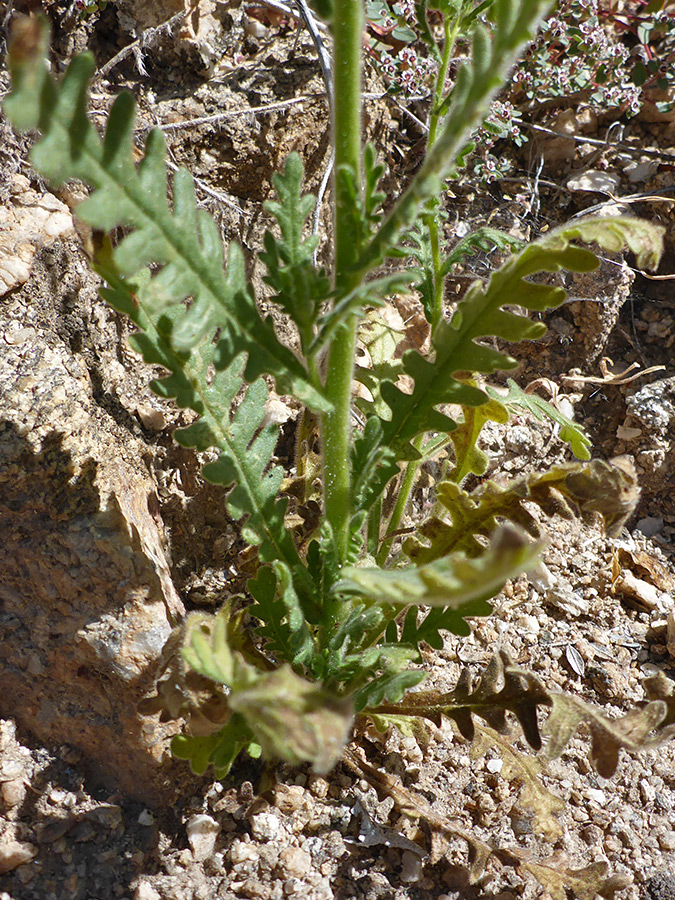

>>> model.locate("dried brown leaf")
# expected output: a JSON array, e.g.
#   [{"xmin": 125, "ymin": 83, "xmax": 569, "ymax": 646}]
[
  {"xmin": 342, "ymin": 746, "xmax": 492, "ymax": 883},
  {"xmin": 407, "ymin": 457, "xmax": 641, "ymax": 564},
  {"xmin": 344, "ymin": 746, "xmax": 630, "ymax": 898},
  {"xmin": 616, "ymin": 545, "xmax": 675, "ymax": 592},
  {"xmin": 544, "ymin": 691, "xmax": 670, "ymax": 777},
  {"xmin": 642, "ymin": 671, "xmax": 675, "ymax": 728},
  {"xmin": 372, "ymin": 651, "xmax": 551, "ymax": 750},
  {"xmin": 373, "ymin": 652, "xmax": 675, "ymax": 776},
  {"xmin": 471, "ymin": 725, "xmax": 565, "ymax": 841},
  {"xmin": 519, "ymin": 853, "xmax": 632, "ymax": 900}
]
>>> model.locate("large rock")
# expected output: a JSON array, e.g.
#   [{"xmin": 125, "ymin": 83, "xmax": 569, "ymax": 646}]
[{"xmin": 0, "ymin": 233, "xmax": 192, "ymax": 805}]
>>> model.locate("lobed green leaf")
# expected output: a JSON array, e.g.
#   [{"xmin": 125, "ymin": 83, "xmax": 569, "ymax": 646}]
[
  {"xmin": 341, "ymin": 526, "xmax": 541, "ymax": 636},
  {"xmin": 375, "ymin": 217, "xmax": 663, "ymax": 459},
  {"xmin": 4, "ymin": 22, "xmax": 327, "ymax": 412}
]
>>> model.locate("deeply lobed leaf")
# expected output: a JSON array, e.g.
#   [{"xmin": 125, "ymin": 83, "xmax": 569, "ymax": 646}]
[
  {"xmin": 4, "ymin": 19, "xmax": 327, "ymax": 415},
  {"xmin": 341, "ymin": 526, "xmax": 542, "ymax": 650},
  {"xmin": 406, "ymin": 454, "xmax": 642, "ymax": 566},
  {"xmin": 261, "ymin": 153, "xmax": 331, "ymax": 352},
  {"xmin": 375, "ymin": 218, "xmax": 663, "ymax": 460}
]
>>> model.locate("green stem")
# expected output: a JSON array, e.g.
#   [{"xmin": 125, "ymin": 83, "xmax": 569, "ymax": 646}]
[
  {"xmin": 375, "ymin": 436, "xmax": 423, "ymax": 566},
  {"xmin": 355, "ymin": 0, "xmax": 552, "ymax": 276},
  {"xmin": 428, "ymin": 15, "xmax": 457, "ymax": 149},
  {"xmin": 427, "ymin": 14, "xmax": 458, "ymax": 331},
  {"xmin": 321, "ymin": 0, "xmax": 364, "ymax": 569},
  {"xmin": 367, "ymin": 496, "xmax": 383, "ymax": 557},
  {"xmin": 373, "ymin": 16, "xmax": 461, "ymax": 566}
]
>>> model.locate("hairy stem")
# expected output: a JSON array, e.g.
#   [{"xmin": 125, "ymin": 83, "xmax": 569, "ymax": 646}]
[{"xmin": 355, "ymin": 0, "xmax": 553, "ymax": 275}]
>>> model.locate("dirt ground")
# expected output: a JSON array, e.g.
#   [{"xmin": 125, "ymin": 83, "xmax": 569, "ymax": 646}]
[{"xmin": 1, "ymin": 2, "xmax": 675, "ymax": 899}]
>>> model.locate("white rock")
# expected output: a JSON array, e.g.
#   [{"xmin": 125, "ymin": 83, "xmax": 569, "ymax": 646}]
[
  {"xmin": 229, "ymin": 839, "xmax": 259, "ymax": 865},
  {"xmin": 0, "ymin": 759, "xmax": 23, "ymax": 781},
  {"xmin": 614, "ymin": 570, "xmax": 663, "ymax": 611},
  {"xmin": 623, "ymin": 160, "xmax": 659, "ymax": 183},
  {"xmin": 186, "ymin": 814, "xmax": 221, "ymax": 861},
  {"xmin": 585, "ymin": 788, "xmax": 606, "ymax": 806},
  {"xmin": 567, "ymin": 169, "xmax": 620, "ymax": 194},
  {"xmin": 263, "ymin": 393, "xmax": 295, "ymax": 426},
  {"xmin": 250, "ymin": 811, "xmax": 282, "ymax": 842},
  {"xmin": 0, "ymin": 841, "xmax": 37, "ymax": 874},
  {"xmin": 134, "ymin": 882, "xmax": 162, "ymax": 900},
  {"xmin": 530, "ymin": 562, "xmax": 555, "ymax": 592},
  {"xmin": 279, "ymin": 846, "xmax": 312, "ymax": 878},
  {"xmin": 545, "ymin": 586, "xmax": 590, "ymax": 617},
  {"xmin": 658, "ymin": 830, "xmax": 675, "ymax": 851},
  {"xmin": 516, "ymin": 614, "xmax": 540, "ymax": 635}
]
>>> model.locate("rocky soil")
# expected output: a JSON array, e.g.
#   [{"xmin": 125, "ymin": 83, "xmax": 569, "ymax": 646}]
[{"xmin": 1, "ymin": 2, "xmax": 675, "ymax": 899}]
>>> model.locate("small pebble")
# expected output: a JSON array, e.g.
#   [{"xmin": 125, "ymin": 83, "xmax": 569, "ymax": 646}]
[
  {"xmin": 278, "ymin": 846, "xmax": 311, "ymax": 879},
  {"xmin": 581, "ymin": 824, "xmax": 603, "ymax": 845},
  {"xmin": 86, "ymin": 805, "xmax": 123, "ymax": 828},
  {"xmin": 250, "ymin": 811, "xmax": 281, "ymax": 842},
  {"xmin": 4, "ymin": 327, "xmax": 36, "ymax": 345},
  {"xmin": 284, "ymin": 876, "xmax": 305, "ymax": 896},
  {"xmin": 134, "ymin": 882, "xmax": 162, "ymax": 900},
  {"xmin": 135, "ymin": 404, "xmax": 167, "ymax": 431},
  {"xmin": 400, "ymin": 850, "xmax": 423, "ymax": 882},
  {"xmin": 273, "ymin": 784, "xmax": 305, "ymax": 815},
  {"xmin": 636, "ymin": 516, "xmax": 663, "ymax": 538},
  {"xmin": 308, "ymin": 776, "xmax": 329, "ymax": 799},
  {"xmin": 400, "ymin": 736, "xmax": 423, "ymax": 764},
  {"xmin": 0, "ymin": 759, "xmax": 23, "ymax": 780},
  {"xmin": 515, "ymin": 614, "xmax": 540, "ymax": 635},
  {"xmin": 1, "ymin": 778, "xmax": 26, "ymax": 808},
  {"xmin": 658, "ymin": 831, "xmax": 675, "ymax": 851},
  {"xmin": 186, "ymin": 814, "xmax": 220, "ymax": 860},
  {"xmin": 230, "ymin": 839, "xmax": 259, "ymax": 865},
  {"xmin": 0, "ymin": 841, "xmax": 37, "ymax": 874}
]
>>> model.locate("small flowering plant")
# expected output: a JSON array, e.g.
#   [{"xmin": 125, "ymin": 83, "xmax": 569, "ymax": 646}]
[
  {"xmin": 515, "ymin": 0, "xmax": 675, "ymax": 116},
  {"xmin": 74, "ymin": 0, "xmax": 109, "ymax": 17},
  {"xmin": 366, "ymin": 0, "xmax": 437, "ymax": 97},
  {"xmin": 377, "ymin": 44, "xmax": 437, "ymax": 97},
  {"xmin": 367, "ymin": 0, "xmax": 674, "ymax": 181},
  {"xmin": 471, "ymin": 98, "xmax": 526, "ymax": 181}
]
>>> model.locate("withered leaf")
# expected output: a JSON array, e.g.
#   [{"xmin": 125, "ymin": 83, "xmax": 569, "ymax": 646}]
[
  {"xmin": 406, "ymin": 457, "xmax": 642, "ymax": 564},
  {"xmin": 642, "ymin": 671, "xmax": 675, "ymax": 729},
  {"xmin": 229, "ymin": 665, "xmax": 354, "ymax": 774},
  {"xmin": 369, "ymin": 651, "xmax": 551, "ymax": 750},
  {"xmin": 544, "ymin": 691, "xmax": 669, "ymax": 778},
  {"xmin": 138, "ymin": 615, "xmax": 232, "ymax": 737},
  {"xmin": 564, "ymin": 455, "xmax": 640, "ymax": 537},
  {"xmin": 344, "ymin": 746, "xmax": 629, "ymax": 898},
  {"xmin": 369, "ymin": 652, "xmax": 675, "ymax": 777},
  {"xmin": 519, "ymin": 854, "xmax": 632, "ymax": 900},
  {"xmin": 342, "ymin": 746, "xmax": 492, "ymax": 884},
  {"xmin": 615, "ymin": 545, "xmax": 674, "ymax": 592},
  {"xmin": 471, "ymin": 724, "xmax": 565, "ymax": 841}
]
